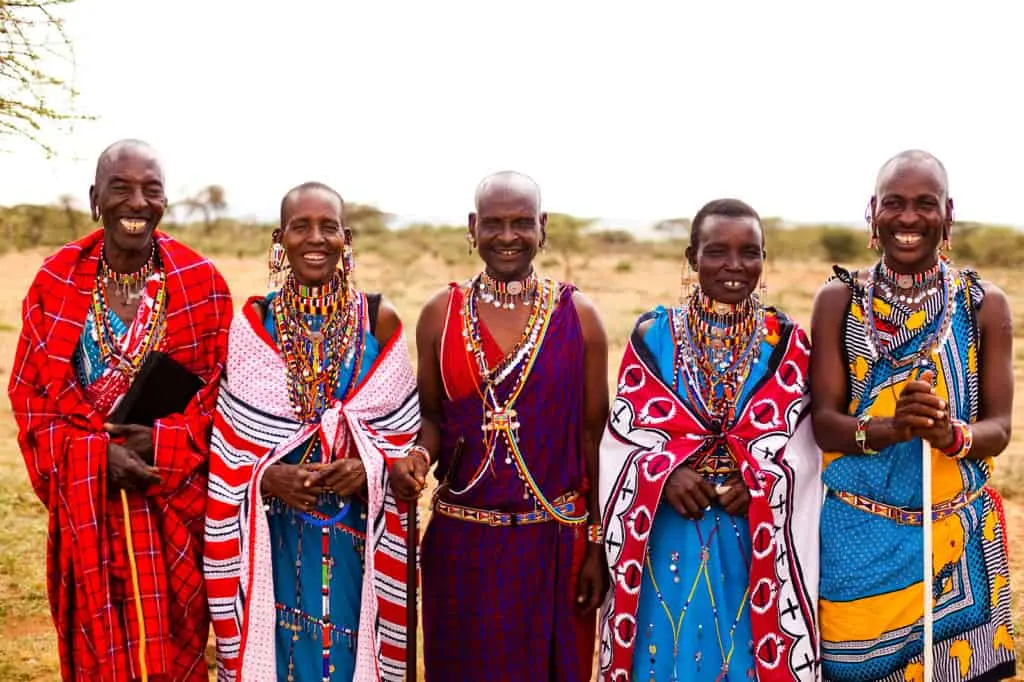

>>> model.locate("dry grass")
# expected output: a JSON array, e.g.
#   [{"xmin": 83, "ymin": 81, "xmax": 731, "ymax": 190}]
[{"xmin": 0, "ymin": 247, "xmax": 1020, "ymax": 680}]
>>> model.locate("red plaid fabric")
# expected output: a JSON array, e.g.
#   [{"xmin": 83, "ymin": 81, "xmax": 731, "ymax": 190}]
[{"xmin": 8, "ymin": 229, "xmax": 233, "ymax": 682}]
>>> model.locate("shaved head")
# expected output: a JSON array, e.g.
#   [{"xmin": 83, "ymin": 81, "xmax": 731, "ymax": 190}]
[
  {"xmin": 95, "ymin": 139, "xmax": 163, "ymax": 186},
  {"xmin": 474, "ymin": 170, "xmax": 541, "ymax": 212},
  {"xmin": 875, "ymin": 149, "xmax": 949, "ymax": 199}
]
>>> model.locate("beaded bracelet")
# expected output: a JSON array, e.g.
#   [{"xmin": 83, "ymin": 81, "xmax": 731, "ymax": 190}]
[
  {"xmin": 855, "ymin": 414, "xmax": 878, "ymax": 455},
  {"xmin": 409, "ymin": 445, "xmax": 432, "ymax": 466},
  {"xmin": 586, "ymin": 524, "xmax": 603, "ymax": 544},
  {"xmin": 940, "ymin": 420, "xmax": 973, "ymax": 460}
]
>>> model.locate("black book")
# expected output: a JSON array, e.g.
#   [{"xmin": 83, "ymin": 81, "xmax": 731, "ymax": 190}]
[{"xmin": 108, "ymin": 351, "xmax": 204, "ymax": 427}]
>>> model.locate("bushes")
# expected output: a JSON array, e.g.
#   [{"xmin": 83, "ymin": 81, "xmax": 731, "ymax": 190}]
[{"xmin": 2, "ymin": 204, "xmax": 1022, "ymax": 272}]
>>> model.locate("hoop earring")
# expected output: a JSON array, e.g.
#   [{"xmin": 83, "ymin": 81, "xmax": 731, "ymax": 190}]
[{"xmin": 267, "ymin": 229, "xmax": 287, "ymax": 289}]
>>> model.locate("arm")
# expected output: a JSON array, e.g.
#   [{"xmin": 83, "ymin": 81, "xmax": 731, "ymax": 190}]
[
  {"xmin": 572, "ymin": 290, "xmax": 610, "ymax": 613},
  {"xmin": 810, "ymin": 279, "xmax": 905, "ymax": 453},
  {"xmin": 7, "ymin": 275, "xmax": 128, "ymax": 504},
  {"xmin": 573, "ymin": 290, "xmax": 610, "ymax": 525},
  {"xmin": 962, "ymin": 281, "xmax": 1013, "ymax": 459},
  {"xmin": 413, "ymin": 289, "xmax": 449, "ymax": 466},
  {"xmin": 387, "ymin": 289, "xmax": 448, "ymax": 501},
  {"xmin": 150, "ymin": 269, "xmax": 234, "ymax": 493}
]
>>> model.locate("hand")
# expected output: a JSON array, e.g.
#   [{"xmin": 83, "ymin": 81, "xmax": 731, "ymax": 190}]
[
  {"xmin": 261, "ymin": 463, "xmax": 324, "ymax": 511},
  {"xmin": 104, "ymin": 423, "xmax": 155, "ymax": 464},
  {"xmin": 715, "ymin": 474, "xmax": 751, "ymax": 517},
  {"xmin": 107, "ymin": 442, "xmax": 161, "ymax": 491},
  {"xmin": 390, "ymin": 453, "xmax": 429, "ymax": 501},
  {"xmin": 663, "ymin": 466, "xmax": 718, "ymax": 520},
  {"xmin": 313, "ymin": 458, "xmax": 367, "ymax": 498},
  {"xmin": 895, "ymin": 370, "xmax": 954, "ymax": 448},
  {"xmin": 575, "ymin": 543, "xmax": 609, "ymax": 614}
]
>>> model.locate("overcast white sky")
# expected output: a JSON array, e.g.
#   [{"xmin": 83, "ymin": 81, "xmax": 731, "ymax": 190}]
[{"xmin": 1, "ymin": 0, "xmax": 1022, "ymax": 230}]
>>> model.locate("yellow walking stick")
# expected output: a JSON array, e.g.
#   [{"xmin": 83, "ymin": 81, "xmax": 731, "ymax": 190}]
[{"xmin": 121, "ymin": 489, "xmax": 150, "ymax": 682}]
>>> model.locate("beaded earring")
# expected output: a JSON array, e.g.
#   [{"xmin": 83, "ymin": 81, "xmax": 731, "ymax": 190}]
[
  {"xmin": 759, "ymin": 259, "xmax": 768, "ymax": 305},
  {"xmin": 341, "ymin": 242, "xmax": 356, "ymax": 293},
  {"xmin": 679, "ymin": 257, "xmax": 696, "ymax": 304},
  {"xmin": 864, "ymin": 202, "xmax": 879, "ymax": 250},
  {"xmin": 466, "ymin": 232, "xmax": 476, "ymax": 255},
  {"xmin": 267, "ymin": 229, "xmax": 287, "ymax": 289}
]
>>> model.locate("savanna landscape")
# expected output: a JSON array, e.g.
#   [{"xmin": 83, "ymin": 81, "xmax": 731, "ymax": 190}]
[{"xmin": 0, "ymin": 213, "xmax": 1021, "ymax": 681}]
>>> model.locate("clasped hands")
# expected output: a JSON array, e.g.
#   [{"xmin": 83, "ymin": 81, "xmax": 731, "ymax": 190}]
[
  {"xmin": 663, "ymin": 467, "xmax": 751, "ymax": 520},
  {"xmin": 261, "ymin": 459, "xmax": 368, "ymax": 511},
  {"xmin": 104, "ymin": 423, "xmax": 160, "ymax": 492},
  {"xmin": 890, "ymin": 369, "xmax": 956, "ymax": 449}
]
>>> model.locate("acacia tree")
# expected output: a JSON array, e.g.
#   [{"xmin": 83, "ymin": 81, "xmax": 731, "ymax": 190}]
[{"xmin": 1, "ymin": 0, "xmax": 85, "ymax": 155}]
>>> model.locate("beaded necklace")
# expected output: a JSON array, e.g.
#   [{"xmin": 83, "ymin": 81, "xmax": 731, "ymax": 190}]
[
  {"xmin": 271, "ymin": 273, "xmax": 364, "ymax": 424},
  {"xmin": 672, "ymin": 289, "xmax": 765, "ymax": 427},
  {"xmin": 99, "ymin": 242, "xmax": 157, "ymax": 305},
  {"xmin": 455, "ymin": 274, "xmax": 586, "ymax": 526},
  {"xmin": 876, "ymin": 259, "xmax": 942, "ymax": 307},
  {"xmin": 476, "ymin": 269, "xmax": 539, "ymax": 310},
  {"xmin": 643, "ymin": 517, "xmax": 751, "ymax": 681},
  {"xmin": 90, "ymin": 266, "xmax": 167, "ymax": 382},
  {"xmin": 862, "ymin": 260, "xmax": 955, "ymax": 370},
  {"xmin": 271, "ymin": 273, "xmax": 366, "ymax": 682}
]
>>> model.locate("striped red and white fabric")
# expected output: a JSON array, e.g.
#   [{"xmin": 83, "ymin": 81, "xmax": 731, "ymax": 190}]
[
  {"xmin": 204, "ymin": 302, "xmax": 419, "ymax": 682},
  {"xmin": 8, "ymin": 229, "xmax": 233, "ymax": 681}
]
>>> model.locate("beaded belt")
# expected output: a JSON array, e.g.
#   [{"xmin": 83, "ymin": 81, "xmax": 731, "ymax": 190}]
[
  {"xmin": 828, "ymin": 487, "xmax": 983, "ymax": 525},
  {"xmin": 433, "ymin": 492, "xmax": 581, "ymax": 527}
]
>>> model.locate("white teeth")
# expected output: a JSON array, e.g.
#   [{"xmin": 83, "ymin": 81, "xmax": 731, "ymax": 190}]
[
  {"xmin": 120, "ymin": 218, "xmax": 146, "ymax": 233},
  {"xmin": 895, "ymin": 233, "xmax": 922, "ymax": 245},
  {"xmin": 724, "ymin": 281, "xmax": 743, "ymax": 288}
]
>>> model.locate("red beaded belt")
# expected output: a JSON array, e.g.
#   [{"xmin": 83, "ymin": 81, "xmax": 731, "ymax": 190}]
[
  {"xmin": 433, "ymin": 492, "xmax": 580, "ymax": 527},
  {"xmin": 828, "ymin": 487, "xmax": 983, "ymax": 525}
]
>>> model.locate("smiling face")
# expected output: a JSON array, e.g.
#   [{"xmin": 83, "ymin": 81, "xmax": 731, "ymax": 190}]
[
  {"xmin": 279, "ymin": 187, "xmax": 347, "ymax": 286},
  {"xmin": 469, "ymin": 186, "xmax": 546, "ymax": 281},
  {"xmin": 89, "ymin": 144, "xmax": 167, "ymax": 255},
  {"xmin": 871, "ymin": 158, "xmax": 952, "ymax": 273},
  {"xmin": 687, "ymin": 215, "xmax": 765, "ymax": 305}
]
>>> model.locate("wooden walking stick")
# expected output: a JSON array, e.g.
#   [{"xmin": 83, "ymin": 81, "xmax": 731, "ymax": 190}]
[
  {"xmin": 406, "ymin": 498, "xmax": 419, "ymax": 682},
  {"xmin": 922, "ymin": 434, "xmax": 934, "ymax": 680}
]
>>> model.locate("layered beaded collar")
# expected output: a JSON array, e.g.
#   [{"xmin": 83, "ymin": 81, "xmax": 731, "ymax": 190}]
[{"xmin": 475, "ymin": 269, "xmax": 539, "ymax": 310}]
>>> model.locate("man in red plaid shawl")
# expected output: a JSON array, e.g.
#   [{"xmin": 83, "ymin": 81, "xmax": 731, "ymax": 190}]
[{"xmin": 8, "ymin": 139, "xmax": 233, "ymax": 681}]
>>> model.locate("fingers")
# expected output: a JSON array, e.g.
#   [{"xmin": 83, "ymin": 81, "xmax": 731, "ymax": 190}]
[
  {"xmin": 103, "ymin": 422, "xmax": 125, "ymax": 434},
  {"xmin": 678, "ymin": 489, "xmax": 705, "ymax": 519}
]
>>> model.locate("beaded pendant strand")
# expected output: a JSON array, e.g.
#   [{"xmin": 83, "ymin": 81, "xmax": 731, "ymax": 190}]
[
  {"xmin": 271, "ymin": 271, "xmax": 365, "ymax": 681},
  {"xmin": 272, "ymin": 273, "xmax": 364, "ymax": 423},
  {"xmin": 672, "ymin": 289, "xmax": 766, "ymax": 428},
  {"xmin": 91, "ymin": 268, "xmax": 167, "ymax": 382},
  {"xmin": 456, "ymin": 273, "xmax": 586, "ymax": 526}
]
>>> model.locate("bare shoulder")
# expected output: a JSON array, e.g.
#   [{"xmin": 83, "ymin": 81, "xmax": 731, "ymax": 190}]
[
  {"xmin": 976, "ymin": 278, "xmax": 1012, "ymax": 329},
  {"xmin": 420, "ymin": 285, "xmax": 455, "ymax": 317},
  {"xmin": 415, "ymin": 285, "xmax": 454, "ymax": 349},
  {"xmin": 372, "ymin": 295, "xmax": 402, "ymax": 346},
  {"xmin": 570, "ymin": 289, "xmax": 607, "ymax": 342},
  {"xmin": 813, "ymin": 277, "xmax": 852, "ymax": 306}
]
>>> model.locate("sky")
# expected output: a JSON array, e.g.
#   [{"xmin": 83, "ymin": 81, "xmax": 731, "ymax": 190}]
[{"xmin": 1, "ymin": 0, "xmax": 1023, "ymax": 232}]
